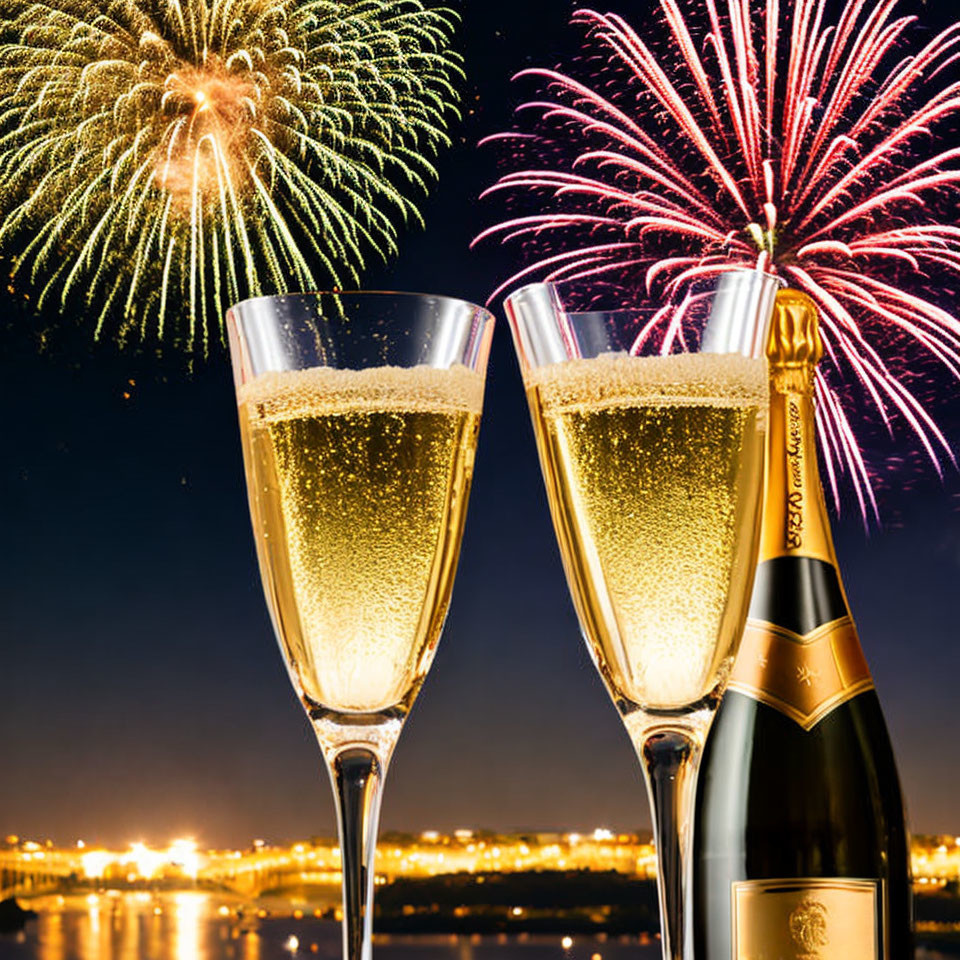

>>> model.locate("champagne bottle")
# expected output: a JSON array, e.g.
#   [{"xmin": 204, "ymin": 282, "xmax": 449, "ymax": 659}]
[{"xmin": 693, "ymin": 290, "xmax": 912, "ymax": 959}]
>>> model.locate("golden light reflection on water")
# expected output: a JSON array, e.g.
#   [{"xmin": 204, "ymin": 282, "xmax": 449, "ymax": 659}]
[
  {"xmin": 172, "ymin": 893, "xmax": 204, "ymax": 960},
  {"xmin": 81, "ymin": 894, "xmax": 101, "ymax": 958},
  {"xmin": 0, "ymin": 889, "xmax": 696, "ymax": 960},
  {"xmin": 120, "ymin": 897, "xmax": 138, "ymax": 959},
  {"xmin": 26, "ymin": 892, "xmax": 262, "ymax": 960},
  {"xmin": 243, "ymin": 930, "xmax": 261, "ymax": 960},
  {"xmin": 36, "ymin": 908, "xmax": 63, "ymax": 960},
  {"xmin": 10, "ymin": 905, "xmax": 681, "ymax": 960}
]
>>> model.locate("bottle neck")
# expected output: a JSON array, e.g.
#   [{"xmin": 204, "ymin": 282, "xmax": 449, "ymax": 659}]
[
  {"xmin": 731, "ymin": 364, "xmax": 874, "ymax": 731},
  {"xmin": 729, "ymin": 295, "xmax": 875, "ymax": 730},
  {"xmin": 759, "ymin": 365, "xmax": 839, "ymax": 567}
]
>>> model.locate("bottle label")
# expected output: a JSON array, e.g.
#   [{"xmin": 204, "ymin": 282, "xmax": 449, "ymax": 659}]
[
  {"xmin": 732, "ymin": 877, "xmax": 881, "ymax": 959},
  {"xmin": 760, "ymin": 391, "xmax": 835, "ymax": 566},
  {"xmin": 727, "ymin": 616, "xmax": 873, "ymax": 730}
]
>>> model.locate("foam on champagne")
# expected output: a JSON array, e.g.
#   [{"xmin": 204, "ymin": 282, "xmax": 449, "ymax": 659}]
[
  {"xmin": 526, "ymin": 350, "xmax": 767, "ymax": 410},
  {"xmin": 527, "ymin": 351, "xmax": 767, "ymax": 711},
  {"xmin": 238, "ymin": 362, "xmax": 484, "ymax": 417},
  {"xmin": 239, "ymin": 364, "xmax": 481, "ymax": 715}
]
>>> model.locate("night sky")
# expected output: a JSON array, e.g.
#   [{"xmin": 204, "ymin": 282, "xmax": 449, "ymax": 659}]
[{"xmin": 1, "ymin": 0, "xmax": 959, "ymax": 849}]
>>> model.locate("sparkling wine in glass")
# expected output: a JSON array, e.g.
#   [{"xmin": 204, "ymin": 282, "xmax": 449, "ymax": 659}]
[
  {"xmin": 504, "ymin": 271, "xmax": 780, "ymax": 960},
  {"xmin": 228, "ymin": 292, "xmax": 494, "ymax": 960}
]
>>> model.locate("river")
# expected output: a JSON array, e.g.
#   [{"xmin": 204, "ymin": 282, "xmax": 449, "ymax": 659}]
[
  {"xmin": 0, "ymin": 892, "xmax": 950, "ymax": 960},
  {"xmin": 0, "ymin": 893, "xmax": 661, "ymax": 960}
]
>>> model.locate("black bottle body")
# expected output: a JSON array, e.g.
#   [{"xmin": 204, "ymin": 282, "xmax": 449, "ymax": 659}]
[{"xmin": 693, "ymin": 557, "xmax": 912, "ymax": 959}]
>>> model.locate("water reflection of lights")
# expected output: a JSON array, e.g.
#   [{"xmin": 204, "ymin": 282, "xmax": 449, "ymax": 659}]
[
  {"xmin": 120, "ymin": 896, "xmax": 139, "ymax": 960},
  {"xmin": 21, "ymin": 893, "xmax": 241, "ymax": 960},
  {"xmin": 146, "ymin": 896, "xmax": 164, "ymax": 958},
  {"xmin": 243, "ymin": 930, "xmax": 261, "ymax": 960},
  {"xmin": 36, "ymin": 908, "xmax": 63, "ymax": 960},
  {"xmin": 172, "ymin": 891, "xmax": 207, "ymax": 960},
  {"xmin": 81, "ymin": 893, "xmax": 102, "ymax": 960},
  {"xmin": 457, "ymin": 935, "xmax": 474, "ymax": 960}
]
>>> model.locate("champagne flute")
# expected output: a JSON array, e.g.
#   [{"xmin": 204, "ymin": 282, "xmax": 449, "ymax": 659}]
[
  {"xmin": 504, "ymin": 271, "xmax": 780, "ymax": 960},
  {"xmin": 227, "ymin": 291, "xmax": 494, "ymax": 960}
]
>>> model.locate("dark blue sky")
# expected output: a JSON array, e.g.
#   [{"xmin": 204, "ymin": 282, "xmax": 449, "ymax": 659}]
[{"xmin": 1, "ymin": 0, "xmax": 958, "ymax": 847}]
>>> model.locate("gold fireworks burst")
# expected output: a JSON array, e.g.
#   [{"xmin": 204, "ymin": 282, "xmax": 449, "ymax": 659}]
[{"xmin": 0, "ymin": 0, "xmax": 462, "ymax": 351}]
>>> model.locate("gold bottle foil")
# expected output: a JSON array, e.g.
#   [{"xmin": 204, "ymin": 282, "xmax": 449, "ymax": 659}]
[
  {"xmin": 733, "ymin": 877, "xmax": 881, "ymax": 959},
  {"xmin": 760, "ymin": 290, "xmax": 835, "ymax": 566},
  {"xmin": 728, "ymin": 616, "xmax": 874, "ymax": 730}
]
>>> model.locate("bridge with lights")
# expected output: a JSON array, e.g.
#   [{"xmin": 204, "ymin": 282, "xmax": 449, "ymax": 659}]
[
  {"xmin": 0, "ymin": 845, "xmax": 78, "ymax": 899},
  {"xmin": 0, "ymin": 831, "xmax": 657, "ymax": 900}
]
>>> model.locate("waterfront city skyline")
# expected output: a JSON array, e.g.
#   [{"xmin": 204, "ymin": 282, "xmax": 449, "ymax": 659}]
[
  {"xmin": 2, "ymin": 0, "xmax": 960, "ymax": 848},
  {"xmin": 2, "ymin": 831, "xmax": 959, "ymax": 889},
  {"xmin": 3, "ymin": 831, "xmax": 959, "ymax": 956}
]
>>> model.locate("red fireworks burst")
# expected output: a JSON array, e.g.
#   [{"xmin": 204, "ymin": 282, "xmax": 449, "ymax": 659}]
[{"xmin": 475, "ymin": 0, "xmax": 960, "ymax": 521}]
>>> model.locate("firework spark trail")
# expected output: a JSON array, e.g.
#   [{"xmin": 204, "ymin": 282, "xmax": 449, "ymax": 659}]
[
  {"xmin": 0, "ymin": 0, "xmax": 462, "ymax": 352},
  {"xmin": 476, "ymin": 0, "xmax": 960, "ymax": 521}
]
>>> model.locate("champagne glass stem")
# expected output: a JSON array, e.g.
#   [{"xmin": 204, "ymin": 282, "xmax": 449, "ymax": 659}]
[
  {"xmin": 640, "ymin": 728, "xmax": 703, "ymax": 960},
  {"xmin": 328, "ymin": 745, "xmax": 386, "ymax": 960}
]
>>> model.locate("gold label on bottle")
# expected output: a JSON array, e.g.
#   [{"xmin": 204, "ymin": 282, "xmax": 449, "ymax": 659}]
[
  {"xmin": 727, "ymin": 616, "xmax": 874, "ymax": 730},
  {"xmin": 733, "ymin": 878, "xmax": 880, "ymax": 959}
]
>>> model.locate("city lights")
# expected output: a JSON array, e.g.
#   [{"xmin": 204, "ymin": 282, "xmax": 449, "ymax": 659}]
[
  {"xmin": 78, "ymin": 840, "xmax": 205, "ymax": 882},
  {"xmin": 1, "ymin": 831, "xmax": 957, "ymax": 894}
]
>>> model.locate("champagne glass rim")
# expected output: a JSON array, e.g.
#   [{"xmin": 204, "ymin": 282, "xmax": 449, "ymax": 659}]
[
  {"xmin": 506, "ymin": 268, "xmax": 787, "ymax": 309},
  {"xmin": 227, "ymin": 288, "xmax": 495, "ymax": 323}
]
